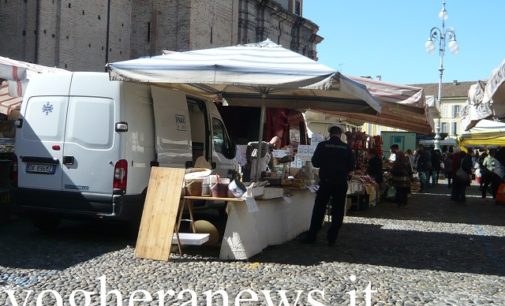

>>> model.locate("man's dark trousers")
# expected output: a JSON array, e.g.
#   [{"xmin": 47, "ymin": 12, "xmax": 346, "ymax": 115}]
[{"xmin": 308, "ymin": 182, "xmax": 348, "ymax": 242}]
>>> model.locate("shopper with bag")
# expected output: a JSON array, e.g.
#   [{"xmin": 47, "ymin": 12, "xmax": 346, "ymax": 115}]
[
  {"xmin": 451, "ymin": 149, "xmax": 472, "ymax": 203},
  {"xmin": 391, "ymin": 151, "xmax": 413, "ymax": 207}
]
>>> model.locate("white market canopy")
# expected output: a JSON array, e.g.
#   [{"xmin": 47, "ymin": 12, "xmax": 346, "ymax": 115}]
[
  {"xmin": 321, "ymin": 76, "xmax": 433, "ymax": 134},
  {"xmin": 107, "ymin": 39, "xmax": 381, "ymax": 115},
  {"xmin": 462, "ymin": 59, "xmax": 505, "ymax": 131},
  {"xmin": 484, "ymin": 58, "xmax": 505, "ymax": 117},
  {"xmin": 0, "ymin": 56, "xmax": 68, "ymax": 116}
]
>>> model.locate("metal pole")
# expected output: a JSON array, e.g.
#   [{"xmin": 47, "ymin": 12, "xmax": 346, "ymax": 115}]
[
  {"xmin": 253, "ymin": 103, "xmax": 266, "ymax": 181},
  {"xmin": 434, "ymin": 41, "xmax": 444, "ymax": 151},
  {"xmin": 434, "ymin": 0, "xmax": 447, "ymax": 151}
]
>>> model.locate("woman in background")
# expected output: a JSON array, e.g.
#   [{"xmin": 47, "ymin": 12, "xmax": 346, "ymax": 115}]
[
  {"xmin": 391, "ymin": 151, "xmax": 413, "ymax": 207},
  {"xmin": 367, "ymin": 149, "xmax": 383, "ymax": 185}
]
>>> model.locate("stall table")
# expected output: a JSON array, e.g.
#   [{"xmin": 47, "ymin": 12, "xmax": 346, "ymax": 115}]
[{"xmin": 183, "ymin": 189, "xmax": 315, "ymax": 260}]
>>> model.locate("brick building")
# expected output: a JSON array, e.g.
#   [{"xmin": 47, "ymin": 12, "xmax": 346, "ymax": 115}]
[{"xmin": 0, "ymin": 0, "xmax": 322, "ymax": 71}]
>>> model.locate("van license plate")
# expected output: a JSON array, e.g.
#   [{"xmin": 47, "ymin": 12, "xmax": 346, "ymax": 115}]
[{"xmin": 26, "ymin": 163, "xmax": 56, "ymax": 174}]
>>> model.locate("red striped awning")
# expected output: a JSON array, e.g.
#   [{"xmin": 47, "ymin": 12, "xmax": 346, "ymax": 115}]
[{"xmin": 0, "ymin": 81, "xmax": 22, "ymax": 116}]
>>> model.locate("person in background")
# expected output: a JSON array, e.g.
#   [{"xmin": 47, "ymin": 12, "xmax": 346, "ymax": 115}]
[
  {"xmin": 430, "ymin": 149, "xmax": 442, "ymax": 186},
  {"xmin": 390, "ymin": 151, "xmax": 413, "ymax": 207},
  {"xmin": 480, "ymin": 149, "xmax": 497, "ymax": 199},
  {"xmin": 304, "ymin": 125, "xmax": 354, "ymax": 246},
  {"xmin": 406, "ymin": 149, "xmax": 415, "ymax": 172},
  {"xmin": 490, "ymin": 148, "xmax": 505, "ymax": 200},
  {"xmin": 451, "ymin": 149, "xmax": 472, "ymax": 203},
  {"xmin": 366, "ymin": 149, "xmax": 383, "ymax": 185},
  {"xmin": 388, "ymin": 144, "xmax": 399, "ymax": 165},
  {"xmin": 444, "ymin": 151, "xmax": 453, "ymax": 188},
  {"xmin": 416, "ymin": 145, "xmax": 431, "ymax": 192}
]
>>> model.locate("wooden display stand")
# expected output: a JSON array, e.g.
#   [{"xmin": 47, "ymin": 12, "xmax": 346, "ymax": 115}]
[{"xmin": 135, "ymin": 167, "xmax": 209, "ymax": 261}]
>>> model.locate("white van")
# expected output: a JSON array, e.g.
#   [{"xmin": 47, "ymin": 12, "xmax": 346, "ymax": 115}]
[{"xmin": 14, "ymin": 72, "xmax": 237, "ymax": 226}]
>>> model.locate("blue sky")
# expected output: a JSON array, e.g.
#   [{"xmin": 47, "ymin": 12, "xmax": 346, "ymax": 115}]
[{"xmin": 304, "ymin": 0, "xmax": 505, "ymax": 85}]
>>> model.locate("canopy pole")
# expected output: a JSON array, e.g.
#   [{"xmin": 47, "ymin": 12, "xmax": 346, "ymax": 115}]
[{"xmin": 253, "ymin": 103, "xmax": 266, "ymax": 182}]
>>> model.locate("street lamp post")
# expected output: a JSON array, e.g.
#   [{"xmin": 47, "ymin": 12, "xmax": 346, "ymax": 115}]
[{"xmin": 425, "ymin": 0, "xmax": 459, "ymax": 151}]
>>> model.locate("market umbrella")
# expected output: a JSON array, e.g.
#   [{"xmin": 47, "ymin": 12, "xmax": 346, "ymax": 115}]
[
  {"xmin": 319, "ymin": 76, "xmax": 433, "ymax": 134},
  {"xmin": 107, "ymin": 39, "xmax": 381, "ymax": 115},
  {"xmin": 460, "ymin": 81, "xmax": 493, "ymax": 131},
  {"xmin": 107, "ymin": 40, "xmax": 382, "ymax": 179},
  {"xmin": 0, "ymin": 56, "xmax": 68, "ymax": 116},
  {"xmin": 462, "ymin": 59, "xmax": 505, "ymax": 131},
  {"xmin": 0, "ymin": 81, "xmax": 22, "ymax": 116},
  {"xmin": 459, "ymin": 119, "xmax": 505, "ymax": 148},
  {"xmin": 483, "ymin": 59, "xmax": 505, "ymax": 118}
]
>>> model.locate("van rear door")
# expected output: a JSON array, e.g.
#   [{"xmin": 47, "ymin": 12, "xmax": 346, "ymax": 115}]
[
  {"xmin": 60, "ymin": 96, "xmax": 117, "ymax": 193},
  {"xmin": 61, "ymin": 73, "xmax": 119, "ymax": 194},
  {"xmin": 17, "ymin": 73, "xmax": 119, "ymax": 195},
  {"xmin": 17, "ymin": 95, "xmax": 69, "ymax": 190}
]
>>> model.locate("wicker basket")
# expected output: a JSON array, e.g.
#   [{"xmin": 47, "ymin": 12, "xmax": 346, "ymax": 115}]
[{"xmin": 185, "ymin": 179, "xmax": 203, "ymax": 196}]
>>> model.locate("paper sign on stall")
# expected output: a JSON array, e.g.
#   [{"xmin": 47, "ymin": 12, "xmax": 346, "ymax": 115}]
[
  {"xmin": 245, "ymin": 197, "xmax": 259, "ymax": 212},
  {"xmin": 244, "ymin": 189, "xmax": 259, "ymax": 213},
  {"xmin": 311, "ymin": 133, "xmax": 324, "ymax": 144},
  {"xmin": 290, "ymin": 155, "xmax": 304, "ymax": 168},
  {"xmin": 272, "ymin": 149, "xmax": 290, "ymax": 158},
  {"xmin": 297, "ymin": 144, "xmax": 310, "ymax": 155}
]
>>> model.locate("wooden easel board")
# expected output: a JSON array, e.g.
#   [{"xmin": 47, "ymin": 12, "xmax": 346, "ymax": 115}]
[{"xmin": 135, "ymin": 167, "xmax": 186, "ymax": 261}]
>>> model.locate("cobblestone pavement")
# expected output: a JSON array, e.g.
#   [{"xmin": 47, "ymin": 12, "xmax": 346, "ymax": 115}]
[{"xmin": 1, "ymin": 181, "xmax": 504, "ymax": 305}]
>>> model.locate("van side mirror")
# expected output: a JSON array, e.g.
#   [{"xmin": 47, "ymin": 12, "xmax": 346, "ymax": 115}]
[
  {"xmin": 223, "ymin": 142, "xmax": 236, "ymax": 159},
  {"xmin": 115, "ymin": 122, "xmax": 128, "ymax": 132},
  {"xmin": 15, "ymin": 119, "xmax": 23, "ymax": 128}
]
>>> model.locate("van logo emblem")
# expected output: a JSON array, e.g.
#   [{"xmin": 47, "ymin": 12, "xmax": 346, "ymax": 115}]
[{"xmin": 42, "ymin": 102, "xmax": 54, "ymax": 115}]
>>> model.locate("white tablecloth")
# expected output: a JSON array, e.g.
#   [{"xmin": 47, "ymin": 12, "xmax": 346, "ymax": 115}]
[{"xmin": 219, "ymin": 190, "xmax": 315, "ymax": 260}]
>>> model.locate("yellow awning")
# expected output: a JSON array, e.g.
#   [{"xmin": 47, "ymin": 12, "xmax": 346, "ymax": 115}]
[{"xmin": 458, "ymin": 132, "xmax": 505, "ymax": 148}]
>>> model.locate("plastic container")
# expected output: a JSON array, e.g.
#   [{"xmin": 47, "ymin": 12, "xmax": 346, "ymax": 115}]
[
  {"xmin": 228, "ymin": 179, "xmax": 247, "ymax": 198},
  {"xmin": 211, "ymin": 178, "xmax": 230, "ymax": 198},
  {"xmin": 201, "ymin": 176, "xmax": 211, "ymax": 196}
]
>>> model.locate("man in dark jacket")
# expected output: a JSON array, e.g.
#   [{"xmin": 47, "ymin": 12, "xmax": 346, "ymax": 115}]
[
  {"xmin": 304, "ymin": 126, "xmax": 355, "ymax": 245},
  {"xmin": 451, "ymin": 150, "xmax": 473, "ymax": 203},
  {"xmin": 416, "ymin": 145, "xmax": 431, "ymax": 192}
]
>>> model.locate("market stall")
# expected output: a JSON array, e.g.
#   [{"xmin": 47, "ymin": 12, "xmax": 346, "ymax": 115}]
[
  {"xmin": 459, "ymin": 119, "xmax": 505, "ymax": 148},
  {"xmin": 319, "ymin": 76, "xmax": 433, "ymax": 135},
  {"xmin": 107, "ymin": 40, "xmax": 384, "ymax": 260},
  {"xmin": 462, "ymin": 58, "xmax": 505, "ymax": 131}
]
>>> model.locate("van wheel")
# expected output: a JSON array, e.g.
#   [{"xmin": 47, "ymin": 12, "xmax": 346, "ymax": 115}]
[{"xmin": 32, "ymin": 217, "xmax": 60, "ymax": 232}]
